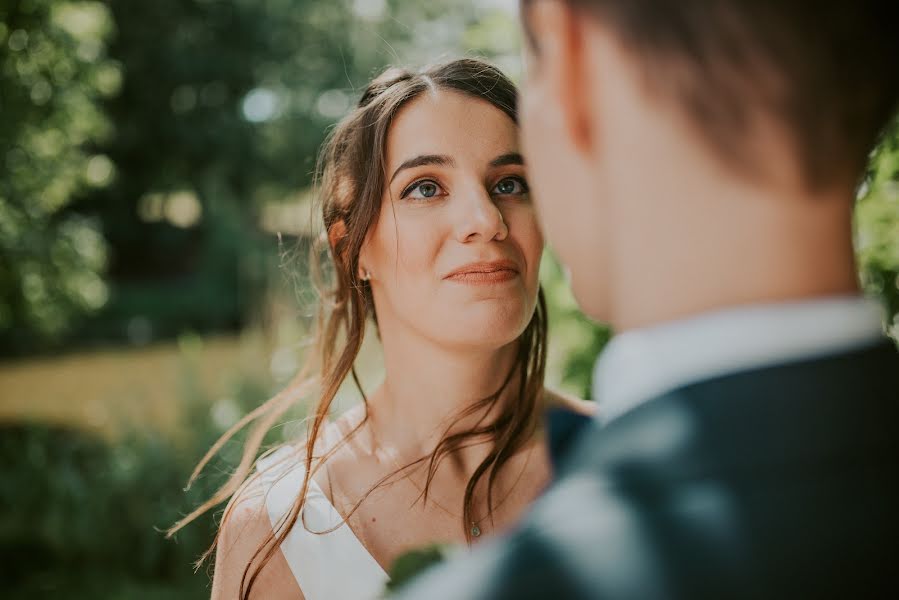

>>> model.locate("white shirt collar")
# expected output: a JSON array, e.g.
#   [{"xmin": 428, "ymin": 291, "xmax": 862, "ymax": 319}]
[{"xmin": 592, "ymin": 295, "xmax": 886, "ymax": 424}]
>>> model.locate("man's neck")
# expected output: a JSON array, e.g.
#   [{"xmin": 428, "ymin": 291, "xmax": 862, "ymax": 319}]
[
  {"xmin": 590, "ymin": 69, "xmax": 863, "ymax": 333},
  {"xmin": 607, "ymin": 168, "xmax": 859, "ymax": 333}
]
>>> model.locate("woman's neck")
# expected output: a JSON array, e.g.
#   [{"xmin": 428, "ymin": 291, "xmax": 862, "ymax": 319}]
[{"xmin": 367, "ymin": 331, "xmax": 523, "ymax": 461}]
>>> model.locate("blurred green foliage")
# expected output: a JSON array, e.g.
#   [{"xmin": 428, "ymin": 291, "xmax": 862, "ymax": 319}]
[
  {"xmin": 0, "ymin": 1, "xmax": 116, "ymax": 347},
  {"xmin": 0, "ymin": 360, "xmax": 278, "ymax": 599},
  {"xmin": 1, "ymin": 424, "xmax": 215, "ymax": 599},
  {"xmin": 857, "ymin": 117, "xmax": 899, "ymax": 334}
]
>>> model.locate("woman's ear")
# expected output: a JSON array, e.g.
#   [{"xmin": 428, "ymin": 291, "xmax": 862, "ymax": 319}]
[{"xmin": 357, "ymin": 233, "xmax": 373, "ymax": 281}]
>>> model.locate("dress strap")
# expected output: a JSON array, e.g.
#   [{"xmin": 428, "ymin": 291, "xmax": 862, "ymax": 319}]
[{"xmin": 257, "ymin": 446, "xmax": 390, "ymax": 600}]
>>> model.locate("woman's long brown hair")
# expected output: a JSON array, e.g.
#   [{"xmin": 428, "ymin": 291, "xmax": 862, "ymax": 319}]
[{"xmin": 167, "ymin": 58, "xmax": 548, "ymax": 600}]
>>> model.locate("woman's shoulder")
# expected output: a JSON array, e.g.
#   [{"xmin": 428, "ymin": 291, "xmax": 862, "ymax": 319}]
[
  {"xmin": 315, "ymin": 404, "xmax": 377, "ymax": 472},
  {"xmin": 212, "ymin": 471, "xmax": 304, "ymax": 599},
  {"xmin": 255, "ymin": 444, "xmax": 307, "ymax": 485},
  {"xmin": 253, "ymin": 410, "xmax": 366, "ymax": 509},
  {"xmin": 211, "ymin": 411, "xmax": 370, "ymax": 600},
  {"xmin": 254, "ymin": 411, "xmax": 354, "ymax": 485},
  {"xmin": 543, "ymin": 388, "xmax": 596, "ymax": 417}
]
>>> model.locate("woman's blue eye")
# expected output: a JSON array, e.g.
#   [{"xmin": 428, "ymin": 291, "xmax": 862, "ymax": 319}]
[
  {"xmin": 418, "ymin": 182, "xmax": 438, "ymax": 197},
  {"xmin": 403, "ymin": 180, "xmax": 444, "ymax": 199},
  {"xmin": 493, "ymin": 177, "xmax": 528, "ymax": 196}
]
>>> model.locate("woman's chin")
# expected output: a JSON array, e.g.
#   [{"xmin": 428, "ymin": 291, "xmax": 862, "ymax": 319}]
[{"xmin": 434, "ymin": 310, "xmax": 534, "ymax": 350}]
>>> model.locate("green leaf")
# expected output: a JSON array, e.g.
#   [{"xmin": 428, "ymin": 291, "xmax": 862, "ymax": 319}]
[{"xmin": 384, "ymin": 543, "xmax": 452, "ymax": 594}]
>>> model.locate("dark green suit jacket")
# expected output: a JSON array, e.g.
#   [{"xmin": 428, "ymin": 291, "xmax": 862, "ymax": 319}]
[{"xmin": 396, "ymin": 340, "xmax": 899, "ymax": 599}]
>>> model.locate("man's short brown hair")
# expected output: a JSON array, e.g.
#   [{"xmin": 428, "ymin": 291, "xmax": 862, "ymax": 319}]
[{"xmin": 523, "ymin": 0, "xmax": 899, "ymax": 190}]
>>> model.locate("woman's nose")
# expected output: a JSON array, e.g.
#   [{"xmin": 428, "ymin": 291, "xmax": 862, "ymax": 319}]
[{"xmin": 454, "ymin": 187, "xmax": 509, "ymax": 243}]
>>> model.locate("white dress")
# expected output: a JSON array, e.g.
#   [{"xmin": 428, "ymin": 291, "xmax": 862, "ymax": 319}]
[{"xmin": 256, "ymin": 446, "xmax": 390, "ymax": 600}]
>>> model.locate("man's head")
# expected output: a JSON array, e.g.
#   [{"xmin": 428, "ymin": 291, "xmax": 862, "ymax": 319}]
[{"xmin": 519, "ymin": 0, "xmax": 899, "ymax": 326}]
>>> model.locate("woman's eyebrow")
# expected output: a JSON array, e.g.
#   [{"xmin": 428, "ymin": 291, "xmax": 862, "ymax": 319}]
[
  {"xmin": 389, "ymin": 154, "xmax": 455, "ymax": 184},
  {"xmin": 489, "ymin": 152, "xmax": 524, "ymax": 168}
]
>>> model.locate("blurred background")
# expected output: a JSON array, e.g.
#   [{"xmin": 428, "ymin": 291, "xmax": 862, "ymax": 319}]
[{"xmin": 0, "ymin": 1, "xmax": 896, "ymax": 598}]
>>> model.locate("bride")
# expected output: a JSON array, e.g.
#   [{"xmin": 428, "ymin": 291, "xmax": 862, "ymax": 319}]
[{"xmin": 171, "ymin": 58, "xmax": 590, "ymax": 600}]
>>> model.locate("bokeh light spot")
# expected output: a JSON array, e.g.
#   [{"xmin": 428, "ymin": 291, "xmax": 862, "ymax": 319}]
[
  {"xmin": 241, "ymin": 87, "xmax": 280, "ymax": 122},
  {"xmin": 85, "ymin": 155, "xmax": 115, "ymax": 187}
]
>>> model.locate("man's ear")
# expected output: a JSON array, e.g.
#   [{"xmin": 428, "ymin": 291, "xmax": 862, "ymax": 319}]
[{"xmin": 526, "ymin": 0, "xmax": 594, "ymax": 154}]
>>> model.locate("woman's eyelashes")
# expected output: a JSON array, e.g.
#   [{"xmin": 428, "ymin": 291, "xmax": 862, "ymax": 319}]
[
  {"xmin": 398, "ymin": 175, "xmax": 530, "ymax": 202},
  {"xmin": 401, "ymin": 179, "xmax": 447, "ymax": 200},
  {"xmin": 491, "ymin": 176, "xmax": 529, "ymax": 197}
]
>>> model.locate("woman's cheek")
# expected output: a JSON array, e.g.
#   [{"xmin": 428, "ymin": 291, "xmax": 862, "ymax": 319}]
[
  {"xmin": 395, "ymin": 231, "xmax": 429, "ymax": 273},
  {"xmin": 509, "ymin": 211, "xmax": 544, "ymax": 274}
]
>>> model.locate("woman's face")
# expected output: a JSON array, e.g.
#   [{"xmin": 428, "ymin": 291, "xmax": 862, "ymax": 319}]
[{"xmin": 360, "ymin": 89, "xmax": 543, "ymax": 351}]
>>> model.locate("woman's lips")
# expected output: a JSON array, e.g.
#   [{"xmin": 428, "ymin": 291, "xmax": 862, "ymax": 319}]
[
  {"xmin": 444, "ymin": 260, "xmax": 520, "ymax": 285},
  {"xmin": 446, "ymin": 269, "xmax": 518, "ymax": 284}
]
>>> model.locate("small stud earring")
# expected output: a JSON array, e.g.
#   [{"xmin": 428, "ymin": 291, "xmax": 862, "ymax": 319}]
[{"xmin": 359, "ymin": 269, "xmax": 371, "ymax": 281}]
